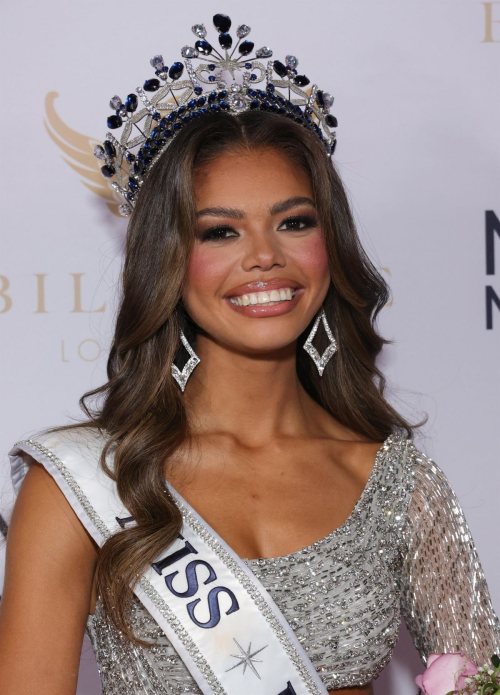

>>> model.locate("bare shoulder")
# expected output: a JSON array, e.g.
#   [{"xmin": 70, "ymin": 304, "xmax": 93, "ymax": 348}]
[
  {"xmin": 0, "ymin": 459, "xmax": 98, "ymax": 694},
  {"xmin": 10, "ymin": 458, "xmax": 98, "ymax": 556},
  {"xmin": 313, "ymin": 412, "xmax": 388, "ymax": 486},
  {"xmin": 333, "ymin": 438, "xmax": 387, "ymax": 484}
]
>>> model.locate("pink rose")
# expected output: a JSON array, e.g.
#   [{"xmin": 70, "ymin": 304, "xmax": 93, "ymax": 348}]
[{"xmin": 415, "ymin": 652, "xmax": 478, "ymax": 694}]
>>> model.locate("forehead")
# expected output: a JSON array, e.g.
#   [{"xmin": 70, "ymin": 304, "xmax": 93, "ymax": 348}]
[{"xmin": 193, "ymin": 148, "xmax": 313, "ymax": 209}]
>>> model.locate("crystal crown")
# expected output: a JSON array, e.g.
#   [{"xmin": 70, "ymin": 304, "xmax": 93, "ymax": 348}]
[{"xmin": 94, "ymin": 12, "xmax": 338, "ymax": 217}]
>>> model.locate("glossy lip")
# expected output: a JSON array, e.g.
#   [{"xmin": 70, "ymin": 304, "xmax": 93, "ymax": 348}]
[
  {"xmin": 224, "ymin": 277, "xmax": 303, "ymax": 299},
  {"xmin": 224, "ymin": 288, "xmax": 305, "ymax": 318}
]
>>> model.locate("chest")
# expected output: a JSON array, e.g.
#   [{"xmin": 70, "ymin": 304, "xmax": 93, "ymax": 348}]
[{"xmin": 166, "ymin": 437, "xmax": 384, "ymax": 561}]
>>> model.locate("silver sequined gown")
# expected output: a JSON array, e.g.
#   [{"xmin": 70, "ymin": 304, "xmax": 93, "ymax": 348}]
[{"xmin": 85, "ymin": 435, "xmax": 500, "ymax": 693}]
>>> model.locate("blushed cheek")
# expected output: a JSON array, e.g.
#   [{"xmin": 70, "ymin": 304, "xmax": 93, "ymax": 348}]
[
  {"xmin": 290, "ymin": 233, "xmax": 330, "ymax": 277},
  {"xmin": 185, "ymin": 245, "xmax": 232, "ymax": 297}
]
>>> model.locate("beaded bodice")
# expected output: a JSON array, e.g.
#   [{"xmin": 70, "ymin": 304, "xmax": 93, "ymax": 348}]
[{"xmin": 84, "ymin": 435, "xmax": 500, "ymax": 693}]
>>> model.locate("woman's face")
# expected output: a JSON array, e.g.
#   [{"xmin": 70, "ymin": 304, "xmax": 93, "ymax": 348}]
[{"xmin": 183, "ymin": 147, "xmax": 331, "ymax": 354}]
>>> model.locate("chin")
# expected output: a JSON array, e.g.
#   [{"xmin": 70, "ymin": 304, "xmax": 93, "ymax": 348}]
[{"xmin": 222, "ymin": 330, "xmax": 301, "ymax": 356}]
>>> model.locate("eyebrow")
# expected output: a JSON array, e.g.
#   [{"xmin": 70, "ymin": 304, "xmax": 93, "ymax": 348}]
[{"xmin": 195, "ymin": 196, "xmax": 316, "ymax": 219}]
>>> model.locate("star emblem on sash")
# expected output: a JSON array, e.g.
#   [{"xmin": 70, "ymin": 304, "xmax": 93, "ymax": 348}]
[{"xmin": 225, "ymin": 638, "xmax": 268, "ymax": 679}]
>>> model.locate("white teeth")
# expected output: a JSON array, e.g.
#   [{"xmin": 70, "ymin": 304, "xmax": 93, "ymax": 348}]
[{"xmin": 229, "ymin": 287, "xmax": 297, "ymax": 306}]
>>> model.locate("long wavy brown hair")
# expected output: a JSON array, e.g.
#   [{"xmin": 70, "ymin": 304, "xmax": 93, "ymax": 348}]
[{"xmin": 55, "ymin": 109, "xmax": 424, "ymax": 644}]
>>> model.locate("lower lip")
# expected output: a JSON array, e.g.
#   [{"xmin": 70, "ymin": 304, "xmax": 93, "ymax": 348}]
[{"xmin": 224, "ymin": 289, "xmax": 304, "ymax": 318}]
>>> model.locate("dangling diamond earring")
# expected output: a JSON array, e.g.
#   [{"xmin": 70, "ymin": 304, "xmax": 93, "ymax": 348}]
[
  {"xmin": 303, "ymin": 308, "xmax": 338, "ymax": 376},
  {"xmin": 171, "ymin": 331, "xmax": 200, "ymax": 392}
]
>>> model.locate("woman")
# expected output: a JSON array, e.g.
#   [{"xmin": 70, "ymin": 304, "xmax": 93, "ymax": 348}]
[{"xmin": 0, "ymin": 13, "xmax": 499, "ymax": 695}]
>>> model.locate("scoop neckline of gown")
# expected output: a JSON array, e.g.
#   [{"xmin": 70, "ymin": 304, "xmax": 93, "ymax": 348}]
[{"xmin": 166, "ymin": 433, "xmax": 399, "ymax": 564}]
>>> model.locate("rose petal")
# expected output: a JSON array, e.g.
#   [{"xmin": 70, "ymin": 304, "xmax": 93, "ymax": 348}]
[
  {"xmin": 422, "ymin": 653, "xmax": 467, "ymax": 695},
  {"xmin": 415, "ymin": 674, "xmax": 424, "ymax": 689},
  {"xmin": 427, "ymin": 654, "xmax": 442, "ymax": 668},
  {"xmin": 416, "ymin": 653, "xmax": 479, "ymax": 695}
]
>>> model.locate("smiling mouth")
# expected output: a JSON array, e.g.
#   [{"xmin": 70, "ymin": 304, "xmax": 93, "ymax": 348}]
[{"xmin": 228, "ymin": 288, "xmax": 296, "ymax": 307}]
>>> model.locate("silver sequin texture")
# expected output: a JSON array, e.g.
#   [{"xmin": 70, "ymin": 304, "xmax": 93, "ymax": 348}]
[{"xmin": 83, "ymin": 435, "xmax": 500, "ymax": 693}]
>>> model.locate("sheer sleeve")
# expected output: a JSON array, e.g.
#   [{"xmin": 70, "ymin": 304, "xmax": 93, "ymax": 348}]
[{"xmin": 400, "ymin": 450, "xmax": 500, "ymax": 665}]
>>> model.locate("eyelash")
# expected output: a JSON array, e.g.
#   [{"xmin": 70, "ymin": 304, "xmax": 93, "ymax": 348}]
[{"xmin": 199, "ymin": 215, "xmax": 318, "ymax": 242}]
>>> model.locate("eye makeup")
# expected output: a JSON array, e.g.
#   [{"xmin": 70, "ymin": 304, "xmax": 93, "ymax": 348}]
[{"xmin": 198, "ymin": 214, "xmax": 318, "ymax": 242}]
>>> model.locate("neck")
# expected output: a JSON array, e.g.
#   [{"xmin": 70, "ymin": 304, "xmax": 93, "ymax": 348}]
[{"xmin": 184, "ymin": 333, "xmax": 319, "ymax": 445}]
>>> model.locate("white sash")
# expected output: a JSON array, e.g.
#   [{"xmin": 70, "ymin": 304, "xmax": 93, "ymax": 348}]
[{"xmin": 9, "ymin": 429, "xmax": 329, "ymax": 695}]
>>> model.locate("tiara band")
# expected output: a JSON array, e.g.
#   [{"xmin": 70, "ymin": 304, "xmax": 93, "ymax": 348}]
[{"xmin": 93, "ymin": 12, "xmax": 338, "ymax": 217}]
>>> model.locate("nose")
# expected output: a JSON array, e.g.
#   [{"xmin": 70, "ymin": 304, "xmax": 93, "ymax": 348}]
[{"xmin": 241, "ymin": 229, "xmax": 286, "ymax": 273}]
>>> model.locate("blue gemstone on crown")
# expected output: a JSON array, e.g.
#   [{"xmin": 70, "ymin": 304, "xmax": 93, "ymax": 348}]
[
  {"xmin": 169, "ymin": 62, "xmax": 184, "ymax": 80},
  {"xmin": 219, "ymin": 33, "xmax": 232, "ymax": 49},
  {"xmin": 213, "ymin": 13, "xmax": 231, "ymax": 32},
  {"xmin": 101, "ymin": 165, "xmax": 115, "ymax": 178},
  {"xmin": 125, "ymin": 94, "xmax": 138, "ymax": 112},
  {"xmin": 107, "ymin": 115, "xmax": 122, "ymax": 129},
  {"xmin": 294, "ymin": 75, "xmax": 310, "ymax": 87},
  {"xmin": 144, "ymin": 79, "xmax": 160, "ymax": 92},
  {"xmin": 195, "ymin": 40, "xmax": 212, "ymax": 55},
  {"xmin": 104, "ymin": 140, "xmax": 116, "ymax": 157},
  {"xmin": 239, "ymin": 41, "xmax": 254, "ymax": 56},
  {"xmin": 273, "ymin": 60, "xmax": 287, "ymax": 77}
]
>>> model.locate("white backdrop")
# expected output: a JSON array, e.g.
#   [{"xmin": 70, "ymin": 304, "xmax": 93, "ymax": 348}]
[{"xmin": 1, "ymin": 2, "xmax": 499, "ymax": 693}]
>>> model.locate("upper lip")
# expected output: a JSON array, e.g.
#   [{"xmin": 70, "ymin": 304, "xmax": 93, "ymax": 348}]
[{"xmin": 224, "ymin": 278, "xmax": 303, "ymax": 298}]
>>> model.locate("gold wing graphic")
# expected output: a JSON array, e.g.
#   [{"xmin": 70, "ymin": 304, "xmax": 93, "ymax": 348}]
[{"xmin": 44, "ymin": 91, "xmax": 121, "ymax": 217}]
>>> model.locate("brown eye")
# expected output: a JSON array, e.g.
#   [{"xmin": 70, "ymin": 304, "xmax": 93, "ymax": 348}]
[
  {"xmin": 278, "ymin": 215, "xmax": 318, "ymax": 231},
  {"xmin": 200, "ymin": 226, "xmax": 239, "ymax": 242}
]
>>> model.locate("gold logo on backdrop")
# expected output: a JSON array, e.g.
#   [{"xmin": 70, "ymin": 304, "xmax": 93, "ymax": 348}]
[
  {"xmin": 482, "ymin": 2, "xmax": 500, "ymax": 42},
  {"xmin": 44, "ymin": 91, "xmax": 122, "ymax": 216}
]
